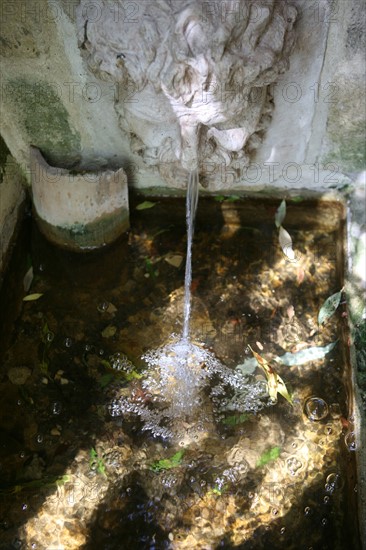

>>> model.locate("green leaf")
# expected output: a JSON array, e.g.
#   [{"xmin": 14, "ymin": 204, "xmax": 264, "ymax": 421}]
[
  {"xmin": 275, "ymin": 200, "xmax": 286, "ymax": 228},
  {"xmin": 124, "ymin": 370, "xmax": 143, "ymax": 381},
  {"xmin": 136, "ymin": 201, "xmax": 156, "ymax": 210},
  {"xmin": 256, "ymin": 446, "xmax": 281, "ymax": 468},
  {"xmin": 39, "ymin": 361, "xmax": 49, "ymax": 374},
  {"xmin": 23, "ymin": 293, "xmax": 43, "ymax": 302},
  {"xmin": 99, "ymin": 373, "xmax": 114, "ymax": 388},
  {"xmin": 274, "ymin": 341, "xmax": 337, "ymax": 366},
  {"xmin": 225, "ymin": 195, "xmax": 240, "ymax": 202},
  {"xmin": 89, "ymin": 448, "xmax": 107, "ymax": 477},
  {"xmin": 150, "ymin": 450, "xmax": 184, "ymax": 472},
  {"xmin": 291, "ymin": 196, "xmax": 304, "ymax": 203},
  {"xmin": 222, "ymin": 413, "xmax": 249, "ymax": 426},
  {"xmin": 214, "ymin": 195, "xmax": 226, "ymax": 202},
  {"xmin": 318, "ymin": 290, "xmax": 343, "ymax": 325}
]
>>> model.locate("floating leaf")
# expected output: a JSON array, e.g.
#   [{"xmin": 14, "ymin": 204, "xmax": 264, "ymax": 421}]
[
  {"xmin": 256, "ymin": 446, "xmax": 281, "ymax": 468},
  {"xmin": 275, "ymin": 200, "xmax": 286, "ymax": 228},
  {"xmin": 291, "ymin": 196, "xmax": 304, "ymax": 203},
  {"xmin": 318, "ymin": 290, "xmax": 343, "ymax": 325},
  {"xmin": 136, "ymin": 201, "xmax": 156, "ymax": 210},
  {"xmin": 101, "ymin": 325, "xmax": 117, "ymax": 338},
  {"xmin": 279, "ymin": 226, "xmax": 296, "ymax": 261},
  {"xmin": 150, "ymin": 450, "xmax": 184, "ymax": 472},
  {"xmin": 274, "ymin": 341, "xmax": 337, "ymax": 366},
  {"xmin": 249, "ymin": 346, "xmax": 293, "ymax": 405},
  {"xmin": 23, "ymin": 293, "xmax": 43, "ymax": 302}
]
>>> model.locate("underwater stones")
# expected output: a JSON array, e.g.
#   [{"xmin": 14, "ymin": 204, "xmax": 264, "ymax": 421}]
[
  {"xmin": 7, "ymin": 366, "xmax": 32, "ymax": 385},
  {"xmin": 30, "ymin": 146, "xmax": 129, "ymax": 251}
]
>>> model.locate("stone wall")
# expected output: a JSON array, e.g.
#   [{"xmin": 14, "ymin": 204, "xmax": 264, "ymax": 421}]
[{"xmin": 0, "ymin": 0, "xmax": 364, "ymax": 193}]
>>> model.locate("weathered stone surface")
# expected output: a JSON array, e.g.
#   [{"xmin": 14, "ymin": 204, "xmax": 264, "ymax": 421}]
[
  {"xmin": 78, "ymin": 0, "xmax": 297, "ymax": 187},
  {"xmin": 0, "ymin": 137, "xmax": 26, "ymax": 279},
  {"xmin": 30, "ymin": 146, "xmax": 129, "ymax": 250}
]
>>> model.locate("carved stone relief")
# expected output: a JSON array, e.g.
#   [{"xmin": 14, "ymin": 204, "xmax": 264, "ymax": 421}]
[{"xmin": 77, "ymin": 0, "xmax": 297, "ymax": 188}]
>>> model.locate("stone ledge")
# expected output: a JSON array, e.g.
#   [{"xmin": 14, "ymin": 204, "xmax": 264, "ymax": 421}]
[{"xmin": 30, "ymin": 146, "xmax": 129, "ymax": 251}]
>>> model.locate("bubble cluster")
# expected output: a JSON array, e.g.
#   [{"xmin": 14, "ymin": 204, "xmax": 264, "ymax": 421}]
[{"xmin": 108, "ymin": 336, "xmax": 271, "ymax": 440}]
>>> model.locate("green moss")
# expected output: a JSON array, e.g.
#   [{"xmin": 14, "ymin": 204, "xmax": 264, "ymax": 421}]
[
  {"xmin": 7, "ymin": 78, "xmax": 81, "ymax": 168},
  {"xmin": 324, "ymin": 123, "xmax": 366, "ymax": 173}
]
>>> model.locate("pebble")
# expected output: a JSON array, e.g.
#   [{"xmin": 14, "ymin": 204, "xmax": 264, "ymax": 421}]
[
  {"xmin": 50, "ymin": 428, "xmax": 61, "ymax": 436},
  {"xmin": 8, "ymin": 367, "xmax": 32, "ymax": 385}
]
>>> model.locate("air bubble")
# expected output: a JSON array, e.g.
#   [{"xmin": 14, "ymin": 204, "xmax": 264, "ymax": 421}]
[
  {"xmin": 304, "ymin": 506, "xmax": 312, "ymax": 516},
  {"xmin": 321, "ymin": 517, "xmax": 328, "ymax": 526},
  {"xmin": 323, "ymin": 495, "xmax": 330, "ymax": 504},
  {"xmin": 36, "ymin": 434, "xmax": 43, "ymax": 444},
  {"xmin": 19, "ymin": 451, "xmax": 25, "ymax": 459},
  {"xmin": 304, "ymin": 397, "xmax": 329, "ymax": 421},
  {"xmin": 52, "ymin": 402, "xmax": 62, "ymax": 415},
  {"xmin": 345, "ymin": 431, "xmax": 357, "ymax": 451},
  {"xmin": 21, "ymin": 504, "xmax": 27, "ymax": 511},
  {"xmin": 46, "ymin": 332, "xmax": 54, "ymax": 343},
  {"xmin": 325, "ymin": 473, "xmax": 340, "ymax": 494},
  {"xmin": 271, "ymin": 508, "xmax": 279, "ymax": 516},
  {"xmin": 64, "ymin": 338, "xmax": 72, "ymax": 348},
  {"xmin": 280, "ymin": 527, "xmax": 286, "ymax": 535},
  {"xmin": 97, "ymin": 301, "xmax": 109, "ymax": 312},
  {"xmin": 286, "ymin": 456, "xmax": 303, "ymax": 476}
]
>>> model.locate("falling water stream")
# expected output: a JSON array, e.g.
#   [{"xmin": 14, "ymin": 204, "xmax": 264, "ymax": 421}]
[{"xmin": 182, "ymin": 169, "xmax": 200, "ymax": 340}]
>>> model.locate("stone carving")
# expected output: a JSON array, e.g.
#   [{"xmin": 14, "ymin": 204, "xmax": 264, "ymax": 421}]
[{"xmin": 77, "ymin": 0, "xmax": 297, "ymax": 188}]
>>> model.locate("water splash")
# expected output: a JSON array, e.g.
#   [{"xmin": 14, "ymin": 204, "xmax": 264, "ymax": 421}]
[
  {"xmin": 109, "ymin": 336, "xmax": 271, "ymax": 440},
  {"xmin": 182, "ymin": 169, "xmax": 200, "ymax": 340},
  {"xmin": 108, "ymin": 169, "xmax": 272, "ymax": 440}
]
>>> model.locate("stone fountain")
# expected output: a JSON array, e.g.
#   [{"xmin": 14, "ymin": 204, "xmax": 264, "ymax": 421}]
[{"xmin": 77, "ymin": 0, "xmax": 297, "ymax": 187}]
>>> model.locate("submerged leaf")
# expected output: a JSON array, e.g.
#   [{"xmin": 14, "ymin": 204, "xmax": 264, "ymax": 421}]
[
  {"xmin": 150, "ymin": 450, "xmax": 184, "ymax": 472},
  {"xmin": 23, "ymin": 293, "xmax": 43, "ymax": 302},
  {"xmin": 164, "ymin": 254, "xmax": 183, "ymax": 268},
  {"xmin": 279, "ymin": 226, "xmax": 296, "ymax": 261},
  {"xmin": 256, "ymin": 446, "xmax": 281, "ymax": 468},
  {"xmin": 99, "ymin": 373, "xmax": 114, "ymax": 388},
  {"xmin": 275, "ymin": 200, "xmax": 286, "ymax": 228},
  {"xmin": 23, "ymin": 266, "xmax": 34, "ymax": 292},
  {"xmin": 274, "ymin": 341, "xmax": 337, "ymax": 366},
  {"xmin": 318, "ymin": 290, "xmax": 343, "ymax": 325},
  {"xmin": 222, "ymin": 413, "xmax": 249, "ymax": 426},
  {"xmin": 136, "ymin": 201, "xmax": 156, "ymax": 210}
]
